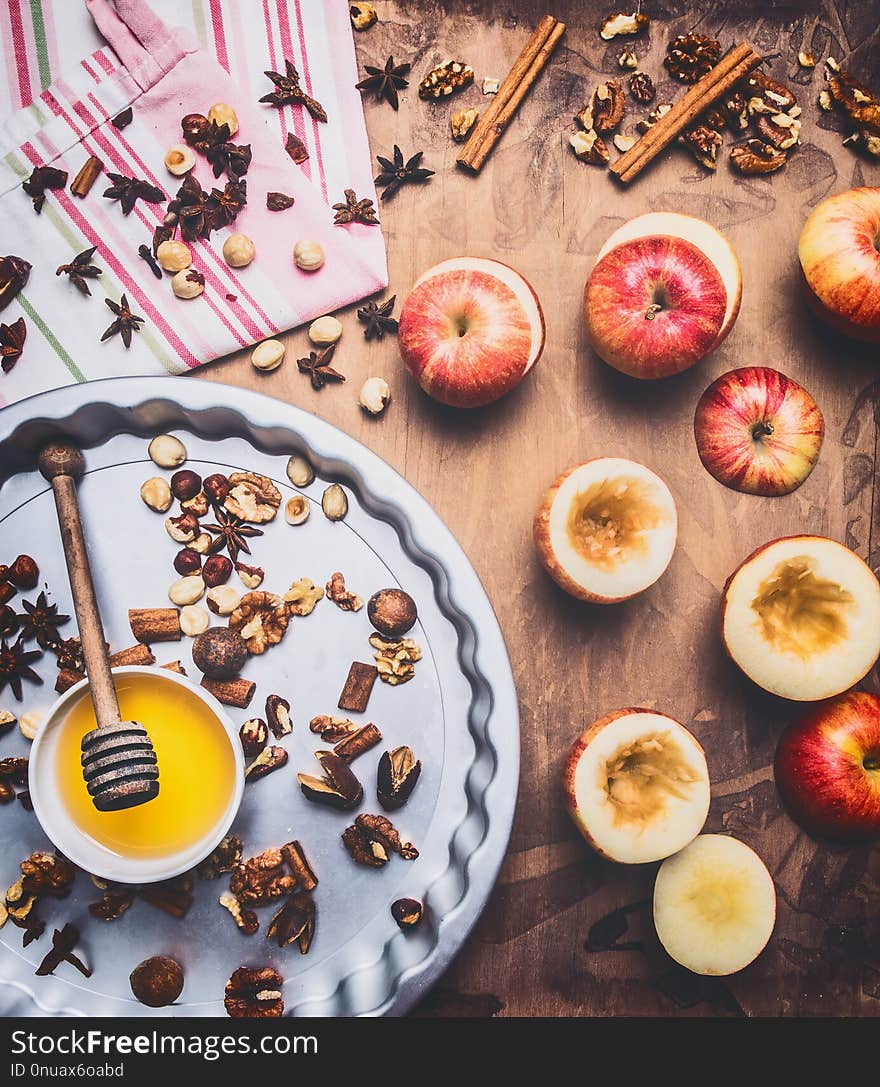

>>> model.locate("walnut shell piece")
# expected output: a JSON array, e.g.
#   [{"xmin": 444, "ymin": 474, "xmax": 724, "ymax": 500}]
[
  {"xmin": 130, "ymin": 956, "xmax": 184, "ymax": 1007},
  {"xmin": 245, "ymin": 744, "xmax": 288, "ymax": 782},
  {"xmin": 191, "ymin": 626, "xmax": 248, "ymax": 678},
  {"xmin": 451, "ymin": 108, "xmax": 479, "ymax": 141},
  {"xmin": 729, "ymin": 138, "xmax": 788, "ymax": 174},
  {"xmin": 267, "ymin": 891, "xmax": 315, "ymax": 954},
  {"xmin": 298, "ymin": 750, "xmax": 363, "ymax": 810},
  {"xmin": 224, "ymin": 471, "xmax": 281, "ymax": 524},
  {"xmin": 367, "ymin": 587, "xmax": 418, "ymax": 638},
  {"xmin": 377, "ymin": 745, "xmax": 421, "ymax": 810},
  {"xmin": 224, "ymin": 965, "xmax": 284, "ymax": 1018},
  {"xmin": 229, "ymin": 590, "xmax": 289, "ymax": 654}
]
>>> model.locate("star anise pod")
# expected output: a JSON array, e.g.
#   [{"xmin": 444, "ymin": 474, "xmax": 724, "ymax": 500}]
[
  {"xmin": 206, "ymin": 141, "xmax": 252, "ymax": 180},
  {"xmin": 101, "ymin": 294, "xmax": 144, "ymax": 349},
  {"xmin": 51, "ymin": 636, "xmax": 85, "ymax": 673},
  {"xmin": 174, "ymin": 175, "xmax": 211, "ymax": 241},
  {"xmin": 296, "ymin": 343, "xmax": 345, "ymax": 390},
  {"xmin": 207, "ymin": 178, "xmax": 247, "ymax": 230},
  {"xmin": 22, "ymin": 165, "xmax": 68, "ymax": 213},
  {"xmin": 103, "ymin": 173, "xmax": 165, "ymax": 215},
  {"xmin": 260, "ymin": 59, "xmax": 327, "ymax": 122},
  {"xmin": 55, "ymin": 246, "xmax": 102, "ymax": 297},
  {"xmin": 357, "ymin": 296, "xmax": 398, "ymax": 340},
  {"xmin": 0, "ymin": 317, "xmax": 26, "ymax": 374},
  {"xmin": 185, "ymin": 118, "xmax": 230, "ymax": 155},
  {"xmin": 375, "ymin": 145, "xmax": 434, "ymax": 200},
  {"xmin": 332, "ymin": 188, "xmax": 379, "ymax": 226},
  {"xmin": 18, "ymin": 591, "xmax": 70, "ymax": 648},
  {"xmin": 0, "ymin": 637, "xmax": 42, "ymax": 702},
  {"xmin": 204, "ymin": 508, "xmax": 263, "ymax": 564},
  {"xmin": 356, "ymin": 56, "xmax": 411, "ymax": 110}
]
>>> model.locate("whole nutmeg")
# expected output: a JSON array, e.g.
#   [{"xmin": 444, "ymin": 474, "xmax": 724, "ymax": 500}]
[
  {"xmin": 7, "ymin": 555, "xmax": 39, "ymax": 589},
  {"xmin": 202, "ymin": 553, "xmax": 233, "ymax": 588},
  {"xmin": 173, "ymin": 547, "xmax": 202, "ymax": 576},
  {"xmin": 192, "ymin": 626, "xmax": 248, "ymax": 678},
  {"xmin": 203, "ymin": 473, "xmax": 230, "ymax": 505},
  {"xmin": 208, "ymin": 102, "xmax": 239, "ymax": 136},
  {"xmin": 130, "ymin": 955, "xmax": 184, "ymax": 1007},
  {"xmin": 164, "ymin": 144, "xmax": 195, "ymax": 176},
  {"xmin": 293, "ymin": 239, "xmax": 325, "ymax": 272},
  {"xmin": 222, "ymin": 233, "xmax": 256, "ymax": 268},
  {"xmin": 239, "ymin": 717, "xmax": 268, "ymax": 758},
  {"xmin": 181, "ymin": 113, "xmax": 209, "ymax": 144},
  {"xmin": 170, "ymin": 469, "xmax": 202, "ymax": 502},
  {"xmin": 156, "ymin": 239, "xmax": 192, "ymax": 273},
  {"xmin": 368, "ymin": 588, "xmax": 418, "ymax": 638},
  {"xmin": 148, "ymin": 434, "xmax": 187, "ymax": 469}
]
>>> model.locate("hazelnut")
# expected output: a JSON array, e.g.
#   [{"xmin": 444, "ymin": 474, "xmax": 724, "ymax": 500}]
[
  {"xmin": 286, "ymin": 454, "xmax": 315, "ymax": 488},
  {"xmin": 208, "ymin": 102, "xmax": 239, "ymax": 136},
  {"xmin": 179, "ymin": 604, "xmax": 210, "ymax": 637},
  {"xmin": 308, "ymin": 315, "xmax": 343, "ymax": 346},
  {"xmin": 285, "ymin": 495, "xmax": 310, "ymax": 525},
  {"xmin": 293, "ymin": 239, "xmax": 324, "ymax": 272},
  {"xmin": 182, "ymin": 491, "xmax": 209, "ymax": 517},
  {"xmin": 239, "ymin": 717, "xmax": 268, "ymax": 758},
  {"xmin": 190, "ymin": 532, "xmax": 213, "ymax": 555},
  {"xmin": 129, "ymin": 955, "xmax": 184, "ymax": 1008},
  {"xmin": 18, "ymin": 710, "xmax": 43, "ymax": 741},
  {"xmin": 165, "ymin": 511, "xmax": 199, "ymax": 543},
  {"xmin": 7, "ymin": 555, "xmax": 39, "ymax": 590},
  {"xmin": 206, "ymin": 585, "xmax": 241, "ymax": 616},
  {"xmin": 156, "ymin": 239, "xmax": 192, "ymax": 273},
  {"xmin": 164, "ymin": 144, "xmax": 195, "ymax": 176},
  {"xmin": 181, "ymin": 113, "xmax": 209, "ymax": 144},
  {"xmin": 168, "ymin": 574, "xmax": 205, "ymax": 606},
  {"xmin": 359, "ymin": 376, "xmax": 391, "ymax": 416},
  {"xmin": 172, "ymin": 268, "xmax": 205, "ymax": 299},
  {"xmin": 235, "ymin": 563, "xmax": 264, "ymax": 590},
  {"xmin": 140, "ymin": 477, "xmax": 173, "ymax": 512},
  {"xmin": 368, "ymin": 588, "xmax": 418, "ymax": 638},
  {"xmin": 251, "ymin": 339, "xmax": 285, "ymax": 372},
  {"xmin": 222, "ymin": 233, "xmax": 255, "ymax": 268},
  {"xmin": 173, "ymin": 548, "xmax": 202, "ymax": 576},
  {"xmin": 170, "ymin": 469, "xmax": 202, "ymax": 501},
  {"xmin": 192, "ymin": 626, "xmax": 247, "ymax": 678},
  {"xmin": 321, "ymin": 483, "xmax": 348, "ymax": 521},
  {"xmin": 203, "ymin": 473, "xmax": 230, "ymax": 505},
  {"xmin": 203, "ymin": 553, "xmax": 233, "ymax": 588},
  {"xmin": 391, "ymin": 897, "xmax": 423, "ymax": 929},
  {"xmin": 148, "ymin": 434, "xmax": 187, "ymax": 469}
]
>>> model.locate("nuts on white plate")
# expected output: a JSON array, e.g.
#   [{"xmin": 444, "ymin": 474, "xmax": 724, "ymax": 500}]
[
  {"xmin": 251, "ymin": 339, "xmax": 285, "ymax": 372},
  {"xmin": 148, "ymin": 434, "xmax": 187, "ymax": 468},
  {"xmin": 172, "ymin": 268, "xmax": 205, "ymax": 299},
  {"xmin": 208, "ymin": 102, "xmax": 239, "ymax": 136},
  {"xmin": 156, "ymin": 239, "xmax": 192, "ymax": 273},
  {"xmin": 285, "ymin": 495, "xmax": 310, "ymax": 525},
  {"xmin": 140, "ymin": 477, "xmax": 173, "ymax": 512},
  {"xmin": 308, "ymin": 315, "xmax": 342, "ymax": 346},
  {"xmin": 19, "ymin": 710, "xmax": 43, "ymax": 741},
  {"xmin": 359, "ymin": 376, "xmax": 391, "ymax": 415},
  {"xmin": 168, "ymin": 575, "xmax": 205, "ymax": 606},
  {"xmin": 294, "ymin": 240, "xmax": 324, "ymax": 272},
  {"xmin": 222, "ymin": 233, "xmax": 255, "ymax": 268},
  {"xmin": 321, "ymin": 483, "xmax": 348, "ymax": 521},
  {"xmin": 179, "ymin": 604, "xmax": 210, "ymax": 637},
  {"xmin": 206, "ymin": 585, "xmax": 241, "ymax": 616},
  {"xmin": 286, "ymin": 454, "xmax": 315, "ymax": 487},
  {"xmin": 164, "ymin": 144, "xmax": 195, "ymax": 176}
]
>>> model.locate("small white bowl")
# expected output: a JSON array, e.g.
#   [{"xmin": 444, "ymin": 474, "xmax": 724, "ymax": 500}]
[{"xmin": 28, "ymin": 665, "xmax": 244, "ymax": 884}]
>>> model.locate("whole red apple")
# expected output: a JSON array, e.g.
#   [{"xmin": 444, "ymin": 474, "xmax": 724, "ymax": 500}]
[
  {"xmin": 398, "ymin": 257, "xmax": 545, "ymax": 408},
  {"xmin": 798, "ymin": 187, "xmax": 880, "ymax": 343},
  {"xmin": 694, "ymin": 366, "xmax": 825, "ymax": 496},
  {"xmin": 774, "ymin": 691, "xmax": 880, "ymax": 840},
  {"xmin": 584, "ymin": 235, "xmax": 728, "ymax": 379}
]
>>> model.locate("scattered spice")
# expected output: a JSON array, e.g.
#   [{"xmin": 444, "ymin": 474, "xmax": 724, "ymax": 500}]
[
  {"xmin": 152, "ymin": 223, "xmax": 175, "ymax": 256},
  {"xmin": 204, "ymin": 507, "xmax": 263, "ymax": 563},
  {"xmin": 103, "ymin": 173, "xmax": 165, "ymax": 215},
  {"xmin": 88, "ymin": 888, "xmax": 134, "ymax": 922},
  {"xmin": 664, "ymin": 33, "xmax": 722, "ymax": 83},
  {"xmin": 0, "ymin": 317, "xmax": 27, "ymax": 374},
  {"xmin": 51, "ymin": 636, "xmax": 85, "ymax": 673},
  {"xmin": 356, "ymin": 56, "xmax": 412, "ymax": 110},
  {"xmin": 101, "ymin": 294, "xmax": 144, "ymax": 349},
  {"xmin": 0, "ymin": 255, "xmax": 32, "ymax": 313},
  {"xmin": 266, "ymin": 191, "xmax": 295, "ymax": 211},
  {"xmin": 22, "ymin": 165, "xmax": 68, "ymax": 213},
  {"xmin": 111, "ymin": 107, "xmax": 133, "ymax": 130},
  {"xmin": 357, "ymin": 295, "xmax": 398, "ymax": 340},
  {"xmin": 285, "ymin": 133, "xmax": 309, "ymax": 164},
  {"xmin": 297, "ymin": 343, "xmax": 345, "ymax": 390},
  {"xmin": 18, "ymin": 590, "xmax": 70, "ymax": 648},
  {"xmin": 137, "ymin": 243, "xmax": 162, "ymax": 279},
  {"xmin": 260, "ymin": 59, "xmax": 327, "ymax": 121},
  {"xmin": 283, "ymin": 840, "xmax": 318, "ymax": 891},
  {"xmin": 375, "ymin": 145, "xmax": 434, "ymax": 200},
  {"xmin": 35, "ymin": 923, "xmax": 91, "ymax": 978},
  {"xmin": 55, "ymin": 246, "xmax": 102, "ymax": 297},
  {"xmin": 0, "ymin": 638, "xmax": 42, "ymax": 701},
  {"xmin": 332, "ymin": 188, "xmax": 379, "ymax": 225},
  {"xmin": 138, "ymin": 874, "xmax": 193, "ymax": 919}
]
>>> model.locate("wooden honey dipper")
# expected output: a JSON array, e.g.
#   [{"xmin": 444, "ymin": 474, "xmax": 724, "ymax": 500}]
[{"xmin": 38, "ymin": 442, "xmax": 159, "ymax": 812}]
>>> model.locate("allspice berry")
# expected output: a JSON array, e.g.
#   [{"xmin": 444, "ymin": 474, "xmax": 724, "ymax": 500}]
[
  {"xmin": 368, "ymin": 588, "xmax": 418, "ymax": 638},
  {"xmin": 130, "ymin": 955, "xmax": 184, "ymax": 1007},
  {"xmin": 192, "ymin": 626, "xmax": 248, "ymax": 678}
]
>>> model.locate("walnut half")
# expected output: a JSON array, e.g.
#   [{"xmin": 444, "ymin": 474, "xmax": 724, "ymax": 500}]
[
  {"xmin": 729, "ymin": 139, "xmax": 788, "ymax": 175},
  {"xmin": 224, "ymin": 472, "xmax": 281, "ymax": 524}
]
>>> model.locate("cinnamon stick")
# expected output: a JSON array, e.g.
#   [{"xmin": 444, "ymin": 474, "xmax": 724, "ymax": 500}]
[
  {"xmin": 201, "ymin": 675, "xmax": 255, "ymax": 709},
  {"xmin": 70, "ymin": 155, "xmax": 104, "ymax": 198},
  {"xmin": 610, "ymin": 44, "xmax": 763, "ymax": 183},
  {"xmin": 457, "ymin": 14, "xmax": 566, "ymax": 173},
  {"xmin": 129, "ymin": 607, "xmax": 181, "ymax": 644},
  {"xmin": 55, "ymin": 643, "xmax": 156, "ymax": 692}
]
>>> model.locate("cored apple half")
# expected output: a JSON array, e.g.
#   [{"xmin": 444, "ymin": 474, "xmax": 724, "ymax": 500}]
[
  {"xmin": 398, "ymin": 257, "xmax": 545, "ymax": 407},
  {"xmin": 563, "ymin": 709, "xmax": 710, "ymax": 864},
  {"xmin": 534, "ymin": 458, "xmax": 677, "ymax": 603},
  {"xmin": 653, "ymin": 834, "xmax": 776, "ymax": 976},
  {"xmin": 721, "ymin": 535, "xmax": 880, "ymax": 701}
]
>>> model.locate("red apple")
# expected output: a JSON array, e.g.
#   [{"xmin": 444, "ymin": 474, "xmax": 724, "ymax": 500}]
[
  {"xmin": 398, "ymin": 257, "xmax": 545, "ymax": 408},
  {"xmin": 798, "ymin": 187, "xmax": 880, "ymax": 343},
  {"xmin": 774, "ymin": 691, "xmax": 880, "ymax": 840},
  {"xmin": 694, "ymin": 366, "xmax": 825, "ymax": 496},
  {"xmin": 584, "ymin": 235, "xmax": 728, "ymax": 379}
]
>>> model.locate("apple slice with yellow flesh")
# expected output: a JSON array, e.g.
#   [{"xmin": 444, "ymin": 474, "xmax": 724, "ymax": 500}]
[
  {"xmin": 563, "ymin": 709, "xmax": 710, "ymax": 864},
  {"xmin": 653, "ymin": 834, "xmax": 776, "ymax": 976}
]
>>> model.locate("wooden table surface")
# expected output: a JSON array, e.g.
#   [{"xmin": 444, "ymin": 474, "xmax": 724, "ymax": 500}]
[{"xmin": 195, "ymin": 1, "xmax": 880, "ymax": 1016}]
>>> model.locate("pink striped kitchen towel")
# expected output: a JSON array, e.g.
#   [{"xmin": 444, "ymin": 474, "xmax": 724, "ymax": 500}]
[{"xmin": 0, "ymin": 0, "xmax": 387, "ymax": 406}]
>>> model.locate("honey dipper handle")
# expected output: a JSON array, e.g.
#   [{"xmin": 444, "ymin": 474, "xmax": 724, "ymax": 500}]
[{"xmin": 38, "ymin": 442, "xmax": 121, "ymax": 727}]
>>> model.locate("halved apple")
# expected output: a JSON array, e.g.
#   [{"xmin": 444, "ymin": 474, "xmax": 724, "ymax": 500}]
[
  {"xmin": 653, "ymin": 834, "xmax": 776, "ymax": 976},
  {"xmin": 533, "ymin": 458, "xmax": 677, "ymax": 603},
  {"xmin": 563, "ymin": 709, "xmax": 710, "ymax": 864},
  {"xmin": 721, "ymin": 535, "xmax": 880, "ymax": 701}
]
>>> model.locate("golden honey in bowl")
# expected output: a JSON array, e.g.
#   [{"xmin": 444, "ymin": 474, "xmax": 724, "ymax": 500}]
[{"xmin": 55, "ymin": 673, "xmax": 236, "ymax": 859}]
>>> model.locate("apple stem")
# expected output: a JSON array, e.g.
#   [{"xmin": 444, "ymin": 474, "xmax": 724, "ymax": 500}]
[
  {"xmin": 644, "ymin": 303, "xmax": 663, "ymax": 322},
  {"xmin": 865, "ymin": 754, "xmax": 880, "ymax": 771},
  {"xmin": 751, "ymin": 421, "xmax": 774, "ymax": 440}
]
